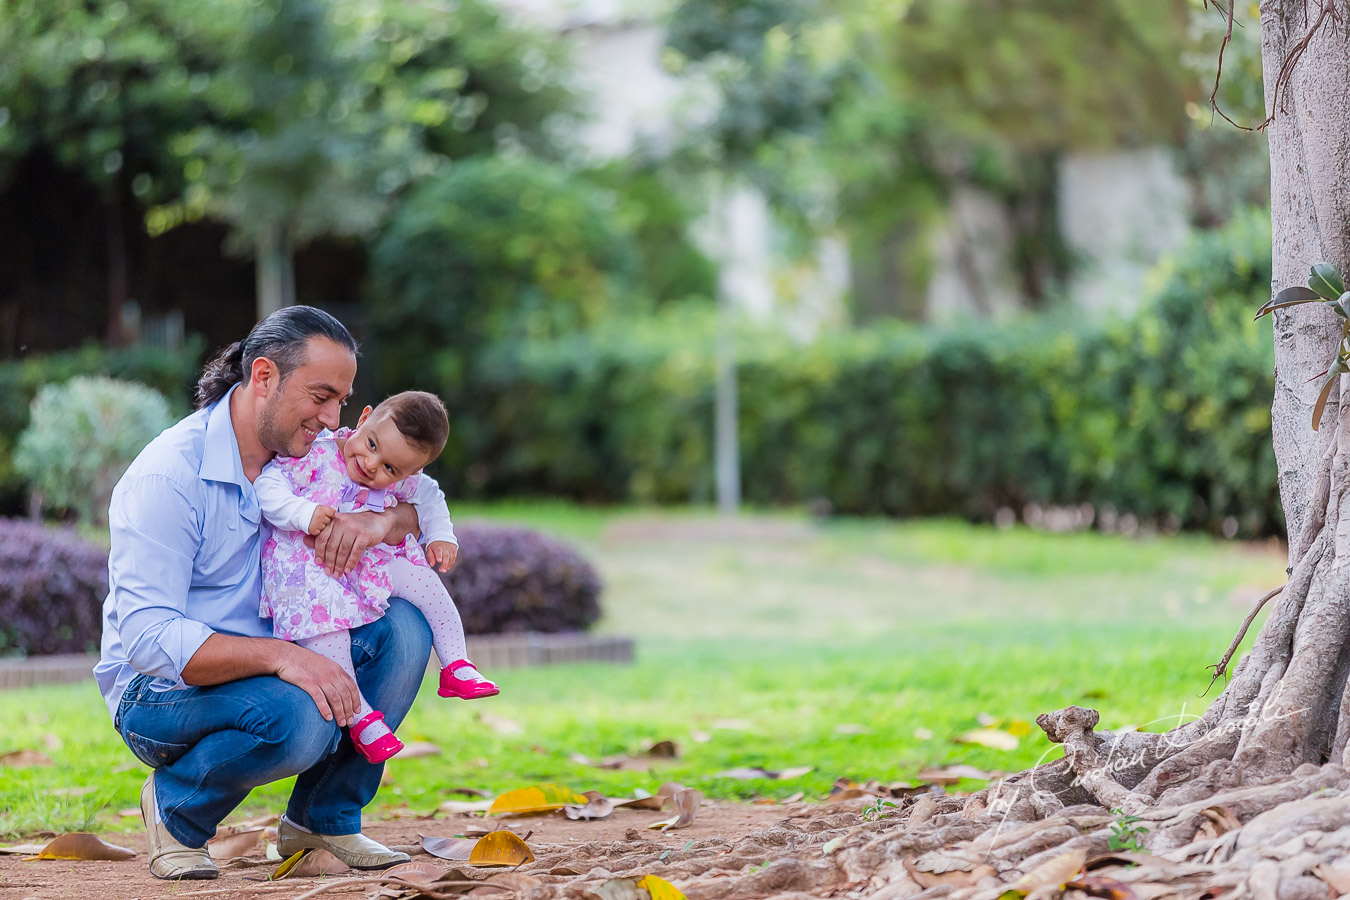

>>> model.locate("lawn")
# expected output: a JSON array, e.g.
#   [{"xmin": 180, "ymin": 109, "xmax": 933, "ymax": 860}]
[{"xmin": 0, "ymin": 505, "xmax": 1285, "ymax": 838}]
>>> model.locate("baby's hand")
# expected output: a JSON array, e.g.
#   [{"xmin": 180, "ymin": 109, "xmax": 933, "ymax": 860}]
[
  {"xmin": 427, "ymin": 541, "xmax": 458, "ymax": 573},
  {"xmin": 308, "ymin": 505, "xmax": 338, "ymax": 536}
]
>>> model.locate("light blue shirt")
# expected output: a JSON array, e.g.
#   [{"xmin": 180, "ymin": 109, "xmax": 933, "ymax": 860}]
[{"xmin": 95, "ymin": 386, "xmax": 270, "ymax": 720}]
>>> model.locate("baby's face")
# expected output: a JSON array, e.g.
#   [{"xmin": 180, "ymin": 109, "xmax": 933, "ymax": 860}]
[{"xmin": 343, "ymin": 411, "xmax": 430, "ymax": 489}]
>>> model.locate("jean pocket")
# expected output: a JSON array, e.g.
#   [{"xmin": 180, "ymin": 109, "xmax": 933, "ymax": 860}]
[{"xmin": 123, "ymin": 730, "xmax": 190, "ymax": 769}]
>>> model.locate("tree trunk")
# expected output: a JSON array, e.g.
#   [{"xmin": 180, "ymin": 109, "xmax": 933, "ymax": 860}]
[
  {"xmin": 256, "ymin": 222, "xmax": 296, "ymax": 320},
  {"xmin": 105, "ymin": 187, "xmax": 129, "ymax": 347}
]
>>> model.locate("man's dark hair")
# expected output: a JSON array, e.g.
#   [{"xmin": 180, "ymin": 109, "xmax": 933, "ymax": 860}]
[
  {"xmin": 378, "ymin": 391, "xmax": 450, "ymax": 459},
  {"xmin": 194, "ymin": 306, "xmax": 358, "ymax": 408}
]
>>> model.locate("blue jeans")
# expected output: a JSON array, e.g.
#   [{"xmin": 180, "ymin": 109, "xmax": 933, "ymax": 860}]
[{"xmin": 115, "ymin": 598, "xmax": 432, "ymax": 848}]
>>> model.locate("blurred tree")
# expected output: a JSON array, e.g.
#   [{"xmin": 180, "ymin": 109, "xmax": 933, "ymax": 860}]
[
  {"xmin": 0, "ymin": 0, "xmax": 577, "ymax": 323},
  {"xmin": 664, "ymin": 0, "xmax": 866, "ymax": 512},
  {"xmin": 0, "ymin": 0, "xmax": 224, "ymax": 343}
]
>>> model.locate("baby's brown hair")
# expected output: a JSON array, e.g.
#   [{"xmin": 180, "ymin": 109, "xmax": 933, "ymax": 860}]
[{"xmin": 375, "ymin": 391, "xmax": 449, "ymax": 460}]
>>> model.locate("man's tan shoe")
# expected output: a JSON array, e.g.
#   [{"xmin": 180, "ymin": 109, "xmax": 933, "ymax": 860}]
[
  {"xmin": 277, "ymin": 816, "xmax": 409, "ymax": 870},
  {"xmin": 140, "ymin": 774, "xmax": 219, "ymax": 881}
]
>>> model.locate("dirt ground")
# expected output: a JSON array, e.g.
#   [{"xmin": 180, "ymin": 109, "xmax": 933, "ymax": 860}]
[{"xmin": 0, "ymin": 797, "xmax": 861, "ymax": 900}]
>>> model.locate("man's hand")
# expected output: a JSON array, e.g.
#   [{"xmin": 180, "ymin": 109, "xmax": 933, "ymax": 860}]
[
  {"xmin": 273, "ymin": 642, "xmax": 361, "ymax": 726},
  {"xmin": 426, "ymin": 541, "xmax": 458, "ymax": 573},
  {"xmin": 309, "ymin": 511, "xmax": 385, "ymax": 576}
]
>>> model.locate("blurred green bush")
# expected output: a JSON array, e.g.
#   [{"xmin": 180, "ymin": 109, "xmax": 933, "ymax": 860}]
[
  {"xmin": 427, "ymin": 211, "xmax": 1279, "ymax": 536},
  {"xmin": 0, "ymin": 339, "xmax": 200, "ymax": 515},
  {"xmin": 17, "ymin": 376, "xmax": 175, "ymax": 526}
]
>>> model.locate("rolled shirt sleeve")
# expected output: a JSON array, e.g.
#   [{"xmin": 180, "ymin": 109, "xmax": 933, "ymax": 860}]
[{"xmin": 107, "ymin": 473, "xmax": 215, "ymax": 688}]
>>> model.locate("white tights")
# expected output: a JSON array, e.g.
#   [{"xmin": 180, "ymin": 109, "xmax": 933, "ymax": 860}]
[{"xmin": 297, "ymin": 557, "xmax": 474, "ymax": 744}]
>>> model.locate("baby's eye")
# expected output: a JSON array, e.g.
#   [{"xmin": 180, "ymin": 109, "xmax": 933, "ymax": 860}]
[
  {"xmin": 385, "ymin": 463, "xmax": 395, "ymax": 474},
  {"xmin": 368, "ymin": 438, "xmax": 375, "ymax": 449}
]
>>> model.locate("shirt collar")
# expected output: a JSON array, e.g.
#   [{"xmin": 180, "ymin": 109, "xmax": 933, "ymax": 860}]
[{"xmin": 200, "ymin": 384, "xmax": 250, "ymax": 488}]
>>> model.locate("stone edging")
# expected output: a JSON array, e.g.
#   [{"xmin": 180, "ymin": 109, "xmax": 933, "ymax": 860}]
[{"xmin": 0, "ymin": 632, "xmax": 635, "ymax": 691}]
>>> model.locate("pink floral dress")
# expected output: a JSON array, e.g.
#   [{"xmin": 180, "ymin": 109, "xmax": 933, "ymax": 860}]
[{"xmin": 259, "ymin": 428, "xmax": 429, "ymax": 641}]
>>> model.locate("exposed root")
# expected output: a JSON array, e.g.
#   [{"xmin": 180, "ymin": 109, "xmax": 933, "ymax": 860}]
[{"xmin": 1035, "ymin": 707, "xmax": 1152, "ymax": 813}]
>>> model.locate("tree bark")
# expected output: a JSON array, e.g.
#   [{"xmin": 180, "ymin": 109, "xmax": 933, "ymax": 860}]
[{"xmin": 256, "ymin": 222, "xmax": 296, "ymax": 320}]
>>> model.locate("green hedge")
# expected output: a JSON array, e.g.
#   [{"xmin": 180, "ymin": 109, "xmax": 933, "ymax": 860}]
[
  {"xmin": 428, "ymin": 212, "xmax": 1279, "ymax": 536},
  {"xmin": 0, "ymin": 340, "xmax": 201, "ymax": 514}
]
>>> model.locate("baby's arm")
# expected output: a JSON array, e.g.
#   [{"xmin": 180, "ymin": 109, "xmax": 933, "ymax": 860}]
[
  {"xmin": 256, "ymin": 462, "xmax": 329, "ymax": 535},
  {"xmin": 407, "ymin": 474, "xmax": 458, "ymax": 571}
]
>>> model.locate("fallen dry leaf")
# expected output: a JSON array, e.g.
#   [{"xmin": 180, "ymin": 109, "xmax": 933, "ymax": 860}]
[
  {"xmin": 1196, "ymin": 805, "xmax": 1241, "ymax": 841},
  {"xmin": 489, "ymin": 783, "xmax": 588, "ymax": 815},
  {"xmin": 903, "ymin": 858, "xmax": 996, "ymax": 889},
  {"xmin": 117, "ymin": 808, "xmax": 140, "ymax": 818},
  {"xmin": 648, "ymin": 789, "xmax": 702, "ymax": 832},
  {"xmin": 977, "ymin": 713, "xmax": 997, "ymax": 727},
  {"xmin": 715, "ymin": 766, "xmax": 813, "ymax": 780},
  {"xmin": 915, "ymin": 764, "xmax": 996, "ymax": 784},
  {"xmin": 469, "ymin": 830, "xmax": 535, "ymax": 867},
  {"xmin": 565, "ymin": 790, "xmax": 615, "ymax": 820},
  {"xmin": 421, "ymin": 834, "xmax": 478, "ymax": 861},
  {"xmin": 914, "ymin": 727, "xmax": 935, "ymax": 740},
  {"xmin": 1014, "ymin": 848, "xmax": 1087, "ymax": 893},
  {"xmin": 445, "ymin": 787, "xmax": 491, "ymax": 798},
  {"xmin": 0, "ymin": 749, "xmax": 54, "ymax": 768},
  {"xmin": 277, "ymin": 848, "xmax": 350, "ymax": 878},
  {"xmin": 954, "ymin": 728, "xmax": 1019, "ymax": 751},
  {"xmin": 437, "ymin": 798, "xmax": 494, "ymax": 815},
  {"xmin": 782, "ymin": 791, "xmax": 805, "ymax": 803},
  {"xmin": 612, "ymin": 792, "xmax": 668, "ymax": 812},
  {"xmin": 396, "ymin": 741, "xmax": 443, "ymax": 759},
  {"xmin": 1066, "ymin": 875, "xmax": 1140, "ymax": 900},
  {"xmin": 206, "ymin": 828, "xmax": 266, "ymax": 860},
  {"xmin": 484, "ymin": 872, "xmax": 544, "ymax": 893},
  {"xmin": 690, "ymin": 730, "xmax": 711, "ymax": 743},
  {"xmin": 640, "ymin": 874, "xmax": 687, "ymax": 899},
  {"xmin": 643, "ymin": 740, "xmax": 679, "ymax": 758},
  {"xmin": 477, "ymin": 712, "xmax": 524, "ymax": 735},
  {"xmin": 29, "ymin": 833, "xmax": 135, "ymax": 861},
  {"xmin": 0, "ymin": 843, "xmax": 48, "ymax": 855},
  {"xmin": 589, "ymin": 875, "xmax": 687, "ymax": 900},
  {"xmin": 834, "ymin": 724, "xmax": 869, "ymax": 736}
]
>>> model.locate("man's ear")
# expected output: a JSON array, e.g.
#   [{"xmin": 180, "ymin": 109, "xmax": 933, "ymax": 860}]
[
  {"xmin": 357, "ymin": 405, "xmax": 373, "ymax": 425},
  {"xmin": 249, "ymin": 357, "xmax": 278, "ymax": 397}
]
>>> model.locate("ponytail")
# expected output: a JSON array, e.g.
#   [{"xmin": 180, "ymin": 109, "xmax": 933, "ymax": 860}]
[
  {"xmin": 192, "ymin": 306, "xmax": 358, "ymax": 410},
  {"xmin": 194, "ymin": 341, "xmax": 245, "ymax": 409}
]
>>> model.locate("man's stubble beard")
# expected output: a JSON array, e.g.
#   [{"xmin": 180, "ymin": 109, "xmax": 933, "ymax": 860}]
[{"xmin": 257, "ymin": 389, "xmax": 306, "ymax": 459}]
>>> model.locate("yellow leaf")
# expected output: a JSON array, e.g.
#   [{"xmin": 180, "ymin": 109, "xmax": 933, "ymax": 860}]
[
  {"xmin": 1006, "ymin": 720, "xmax": 1034, "ymax": 738},
  {"xmin": 955, "ymin": 728, "xmax": 1019, "ymax": 751},
  {"xmin": 29, "ymin": 833, "xmax": 135, "ymax": 861},
  {"xmin": 1014, "ymin": 848, "xmax": 1086, "ymax": 892},
  {"xmin": 469, "ymin": 830, "xmax": 535, "ymax": 867},
  {"xmin": 489, "ymin": 783, "xmax": 588, "ymax": 815},
  {"xmin": 271, "ymin": 848, "xmax": 310, "ymax": 880},
  {"xmin": 639, "ymin": 874, "xmax": 687, "ymax": 899}
]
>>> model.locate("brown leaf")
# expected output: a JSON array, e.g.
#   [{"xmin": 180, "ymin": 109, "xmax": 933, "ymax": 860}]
[
  {"xmin": 396, "ymin": 741, "xmax": 443, "ymax": 759},
  {"xmin": 286, "ymin": 849, "xmax": 350, "ymax": 878},
  {"xmin": 421, "ymin": 835, "xmax": 478, "ymax": 861},
  {"xmin": 1196, "ymin": 805, "xmax": 1241, "ymax": 841},
  {"xmin": 643, "ymin": 740, "xmax": 680, "ymax": 758},
  {"xmin": 715, "ymin": 766, "xmax": 813, "ymax": 780},
  {"xmin": 30, "ymin": 833, "xmax": 136, "ymax": 861},
  {"xmin": 206, "ymin": 828, "xmax": 266, "ymax": 860},
  {"xmin": 915, "ymin": 764, "xmax": 996, "ymax": 785},
  {"xmin": 445, "ymin": 787, "xmax": 491, "ymax": 798},
  {"xmin": 1015, "ymin": 848, "xmax": 1087, "ymax": 892},
  {"xmin": 564, "ymin": 790, "xmax": 615, "ymax": 821},
  {"xmin": 612, "ymin": 790, "xmax": 668, "ymax": 811},
  {"xmin": 902, "ymin": 858, "xmax": 995, "ymax": 889},
  {"xmin": 0, "ymin": 843, "xmax": 48, "ymax": 855},
  {"xmin": 484, "ymin": 872, "xmax": 544, "ymax": 892},
  {"xmin": 0, "ymin": 749, "xmax": 54, "ymax": 768},
  {"xmin": 51, "ymin": 786, "xmax": 96, "ymax": 797},
  {"xmin": 1066, "ymin": 875, "xmax": 1140, "ymax": 900},
  {"xmin": 468, "ymin": 830, "xmax": 535, "ymax": 867},
  {"xmin": 648, "ymin": 789, "xmax": 702, "ymax": 832},
  {"xmin": 437, "ymin": 798, "xmax": 494, "ymax": 815}
]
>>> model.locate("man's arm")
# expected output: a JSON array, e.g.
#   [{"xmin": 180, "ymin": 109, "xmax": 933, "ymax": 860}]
[
  {"xmin": 111, "ymin": 473, "xmax": 359, "ymax": 725},
  {"xmin": 311, "ymin": 502, "xmax": 421, "ymax": 576},
  {"xmin": 181, "ymin": 634, "xmax": 360, "ymax": 726}
]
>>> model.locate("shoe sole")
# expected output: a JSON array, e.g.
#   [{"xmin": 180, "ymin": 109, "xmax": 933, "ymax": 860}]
[
  {"xmin": 438, "ymin": 688, "xmax": 500, "ymax": 699},
  {"xmin": 150, "ymin": 868, "xmax": 219, "ymax": 880}
]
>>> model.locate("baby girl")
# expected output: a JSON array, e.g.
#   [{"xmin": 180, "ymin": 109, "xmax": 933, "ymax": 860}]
[{"xmin": 255, "ymin": 390, "xmax": 497, "ymax": 763}]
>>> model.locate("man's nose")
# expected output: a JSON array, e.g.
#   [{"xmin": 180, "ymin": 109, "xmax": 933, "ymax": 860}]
[{"xmin": 318, "ymin": 400, "xmax": 341, "ymax": 430}]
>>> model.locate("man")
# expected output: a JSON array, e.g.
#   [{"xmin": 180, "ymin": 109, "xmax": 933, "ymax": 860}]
[{"xmin": 95, "ymin": 306, "xmax": 432, "ymax": 880}]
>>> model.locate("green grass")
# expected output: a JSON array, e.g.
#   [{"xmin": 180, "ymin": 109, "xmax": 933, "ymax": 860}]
[{"xmin": 0, "ymin": 507, "xmax": 1284, "ymax": 838}]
